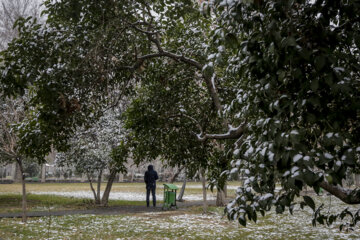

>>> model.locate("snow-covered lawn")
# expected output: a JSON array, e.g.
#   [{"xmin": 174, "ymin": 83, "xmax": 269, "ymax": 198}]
[
  {"xmin": 0, "ymin": 182, "xmax": 233, "ymax": 201},
  {"xmin": 27, "ymin": 190, "xmax": 217, "ymax": 201},
  {"xmin": 1, "ymin": 182, "xmax": 360, "ymax": 239},
  {"xmin": 1, "ymin": 203, "xmax": 360, "ymax": 240}
]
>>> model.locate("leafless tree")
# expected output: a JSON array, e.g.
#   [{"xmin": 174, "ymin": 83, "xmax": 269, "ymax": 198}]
[
  {"xmin": 0, "ymin": 96, "xmax": 28, "ymax": 222},
  {"xmin": 0, "ymin": 0, "xmax": 42, "ymax": 222},
  {"xmin": 0, "ymin": 0, "xmax": 41, "ymax": 50}
]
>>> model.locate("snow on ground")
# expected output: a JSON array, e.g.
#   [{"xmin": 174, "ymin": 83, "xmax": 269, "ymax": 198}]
[
  {"xmin": 185, "ymin": 184, "xmax": 238, "ymax": 190},
  {"xmin": 4, "ymin": 191, "xmax": 217, "ymax": 201},
  {"xmin": 2, "ymin": 206, "xmax": 360, "ymax": 240}
]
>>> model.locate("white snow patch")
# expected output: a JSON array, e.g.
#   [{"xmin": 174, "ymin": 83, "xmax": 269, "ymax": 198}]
[
  {"xmin": 26, "ymin": 191, "xmax": 217, "ymax": 201},
  {"xmin": 233, "ymin": 149, "xmax": 240, "ymax": 156},
  {"xmin": 293, "ymin": 154, "xmax": 303, "ymax": 163},
  {"xmin": 324, "ymin": 153, "xmax": 334, "ymax": 159},
  {"xmin": 283, "ymin": 171, "xmax": 290, "ymax": 177},
  {"xmin": 290, "ymin": 130, "xmax": 299, "ymax": 135},
  {"xmin": 291, "ymin": 166, "xmax": 299, "ymax": 174},
  {"xmin": 326, "ymin": 132, "xmax": 334, "ymax": 138},
  {"xmin": 260, "ymin": 193, "xmax": 273, "ymax": 201}
]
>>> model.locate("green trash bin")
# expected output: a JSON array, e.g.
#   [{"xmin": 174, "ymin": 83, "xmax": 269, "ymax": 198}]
[{"xmin": 162, "ymin": 183, "xmax": 179, "ymax": 210}]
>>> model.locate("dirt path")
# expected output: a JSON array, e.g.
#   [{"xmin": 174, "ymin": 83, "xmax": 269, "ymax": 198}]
[{"xmin": 0, "ymin": 200, "xmax": 220, "ymax": 218}]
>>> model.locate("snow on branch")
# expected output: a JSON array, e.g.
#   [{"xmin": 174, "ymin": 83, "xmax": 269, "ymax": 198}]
[
  {"xmin": 319, "ymin": 181, "xmax": 360, "ymax": 204},
  {"xmin": 198, "ymin": 124, "xmax": 246, "ymax": 141}
]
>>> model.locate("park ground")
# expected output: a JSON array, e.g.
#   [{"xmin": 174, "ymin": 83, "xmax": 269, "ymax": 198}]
[{"xmin": 0, "ymin": 182, "xmax": 359, "ymax": 239}]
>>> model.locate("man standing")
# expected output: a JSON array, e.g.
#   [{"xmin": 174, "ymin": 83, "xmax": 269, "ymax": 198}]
[{"xmin": 144, "ymin": 165, "xmax": 159, "ymax": 207}]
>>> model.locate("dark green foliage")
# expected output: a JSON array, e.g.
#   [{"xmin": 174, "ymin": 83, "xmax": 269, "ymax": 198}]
[
  {"xmin": 1, "ymin": 0, "xmax": 360, "ymax": 229},
  {"xmin": 205, "ymin": 0, "xmax": 360, "ymax": 228}
]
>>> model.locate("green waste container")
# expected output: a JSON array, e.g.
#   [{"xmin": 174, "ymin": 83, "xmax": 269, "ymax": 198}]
[{"xmin": 162, "ymin": 183, "xmax": 179, "ymax": 210}]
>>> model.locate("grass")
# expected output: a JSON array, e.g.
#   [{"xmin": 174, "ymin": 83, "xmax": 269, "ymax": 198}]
[
  {"xmin": 0, "ymin": 193, "xmax": 149, "ymax": 213},
  {"xmin": 1, "ymin": 182, "xmax": 360, "ymax": 239},
  {"xmin": 1, "ymin": 204, "xmax": 360, "ymax": 240},
  {"xmin": 0, "ymin": 181, "xmax": 230, "ymax": 213}
]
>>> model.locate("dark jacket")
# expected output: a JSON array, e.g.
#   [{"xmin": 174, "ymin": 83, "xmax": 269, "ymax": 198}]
[{"xmin": 144, "ymin": 165, "xmax": 159, "ymax": 189}]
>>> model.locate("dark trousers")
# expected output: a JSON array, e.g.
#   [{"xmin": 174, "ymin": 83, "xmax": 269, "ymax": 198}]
[{"xmin": 146, "ymin": 186, "xmax": 156, "ymax": 207}]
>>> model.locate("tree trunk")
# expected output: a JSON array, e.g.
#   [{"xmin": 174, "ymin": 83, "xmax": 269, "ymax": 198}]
[
  {"xmin": 216, "ymin": 188, "xmax": 226, "ymax": 206},
  {"xmin": 130, "ymin": 169, "xmax": 135, "ymax": 182},
  {"xmin": 16, "ymin": 158, "xmax": 27, "ymax": 222},
  {"xmin": 118, "ymin": 173, "xmax": 123, "ymax": 182},
  {"xmin": 170, "ymin": 166, "xmax": 184, "ymax": 183},
  {"xmin": 101, "ymin": 169, "xmax": 117, "ymax": 206},
  {"xmin": 87, "ymin": 173, "xmax": 100, "ymax": 204},
  {"xmin": 177, "ymin": 176, "xmax": 187, "ymax": 202},
  {"xmin": 96, "ymin": 170, "xmax": 102, "ymax": 204},
  {"xmin": 41, "ymin": 164, "xmax": 46, "ymax": 183},
  {"xmin": 12, "ymin": 162, "xmax": 22, "ymax": 183},
  {"xmin": 200, "ymin": 168, "xmax": 207, "ymax": 213},
  {"xmin": 224, "ymin": 183, "xmax": 228, "ymax": 198},
  {"xmin": 355, "ymin": 174, "xmax": 360, "ymax": 187}
]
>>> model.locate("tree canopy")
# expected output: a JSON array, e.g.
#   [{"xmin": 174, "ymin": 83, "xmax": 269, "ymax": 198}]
[
  {"xmin": 0, "ymin": 0, "xmax": 359, "ymax": 229},
  {"xmin": 204, "ymin": 0, "xmax": 360, "ymax": 227}
]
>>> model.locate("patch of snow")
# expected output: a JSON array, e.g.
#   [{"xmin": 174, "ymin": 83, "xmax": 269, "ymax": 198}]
[
  {"xmin": 291, "ymin": 166, "xmax": 299, "ymax": 174},
  {"xmin": 293, "ymin": 154, "xmax": 303, "ymax": 163},
  {"xmin": 260, "ymin": 193, "xmax": 273, "ymax": 201},
  {"xmin": 233, "ymin": 149, "xmax": 240, "ymax": 156},
  {"xmin": 260, "ymin": 147, "xmax": 267, "ymax": 156},
  {"xmin": 324, "ymin": 153, "xmax": 334, "ymax": 159},
  {"xmin": 326, "ymin": 132, "xmax": 334, "ymax": 138},
  {"xmin": 283, "ymin": 171, "xmax": 290, "ymax": 177},
  {"xmin": 267, "ymin": 151, "xmax": 274, "ymax": 161},
  {"xmin": 26, "ymin": 191, "xmax": 217, "ymax": 201},
  {"xmin": 290, "ymin": 130, "xmax": 299, "ymax": 135}
]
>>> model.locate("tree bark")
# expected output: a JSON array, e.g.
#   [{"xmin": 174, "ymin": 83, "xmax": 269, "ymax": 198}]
[
  {"xmin": 177, "ymin": 176, "xmax": 186, "ymax": 202},
  {"xmin": 12, "ymin": 162, "xmax": 22, "ymax": 183},
  {"xmin": 224, "ymin": 183, "xmax": 228, "ymax": 198},
  {"xmin": 170, "ymin": 166, "xmax": 184, "ymax": 183},
  {"xmin": 96, "ymin": 170, "xmax": 102, "ymax": 204},
  {"xmin": 130, "ymin": 169, "xmax": 135, "ymax": 182},
  {"xmin": 87, "ymin": 173, "xmax": 100, "ymax": 204},
  {"xmin": 101, "ymin": 169, "xmax": 117, "ymax": 206},
  {"xmin": 16, "ymin": 158, "xmax": 27, "ymax": 222},
  {"xmin": 118, "ymin": 173, "xmax": 123, "ymax": 182},
  {"xmin": 319, "ymin": 181, "xmax": 360, "ymax": 204},
  {"xmin": 200, "ymin": 168, "xmax": 207, "ymax": 213},
  {"xmin": 355, "ymin": 174, "xmax": 360, "ymax": 187},
  {"xmin": 216, "ymin": 188, "xmax": 226, "ymax": 206},
  {"xmin": 41, "ymin": 164, "xmax": 46, "ymax": 183}
]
